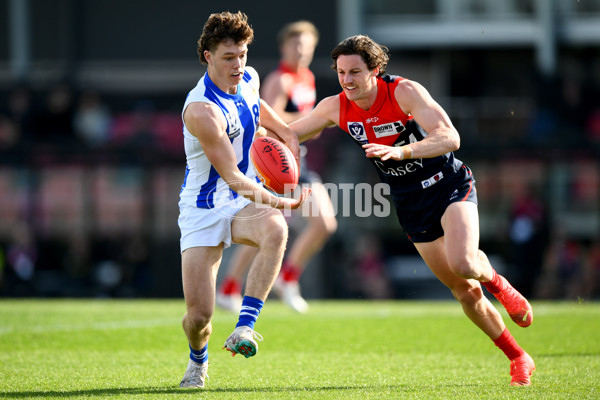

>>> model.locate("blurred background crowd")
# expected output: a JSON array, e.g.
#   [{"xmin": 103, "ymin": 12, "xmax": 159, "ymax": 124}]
[{"xmin": 1, "ymin": 0, "xmax": 600, "ymax": 301}]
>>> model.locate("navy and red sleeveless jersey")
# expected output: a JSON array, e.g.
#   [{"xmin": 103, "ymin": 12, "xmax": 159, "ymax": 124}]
[
  {"xmin": 277, "ymin": 62, "xmax": 316, "ymax": 114},
  {"xmin": 338, "ymin": 75, "xmax": 463, "ymax": 196}
]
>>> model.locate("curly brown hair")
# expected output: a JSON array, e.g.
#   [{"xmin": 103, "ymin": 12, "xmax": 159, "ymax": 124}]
[
  {"xmin": 197, "ymin": 11, "xmax": 254, "ymax": 65},
  {"xmin": 330, "ymin": 35, "xmax": 389, "ymax": 76}
]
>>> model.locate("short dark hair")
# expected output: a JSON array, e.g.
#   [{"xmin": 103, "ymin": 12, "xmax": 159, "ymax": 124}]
[
  {"xmin": 330, "ymin": 35, "xmax": 389, "ymax": 76},
  {"xmin": 197, "ymin": 11, "xmax": 254, "ymax": 65}
]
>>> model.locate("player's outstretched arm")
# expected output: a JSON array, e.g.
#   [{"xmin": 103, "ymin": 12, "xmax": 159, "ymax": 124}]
[
  {"xmin": 184, "ymin": 102, "xmax": 309, "ymax": 210},
  {"xmin": 290, "ymin": 95, "xmax": 339, "ymax": 143}
]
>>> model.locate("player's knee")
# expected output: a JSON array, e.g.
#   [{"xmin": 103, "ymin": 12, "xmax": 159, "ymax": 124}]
[
  {"xmin": 447, "ymin": 255, "xmax": 479, "ymax": 279},
  {"xmin": 477, "ymin": 249, "xmax": 492, "ymax": 268},
  {"xmin": 185, "ymin": 309, "xmax": 213, "ymax": 333},
  {"xmin": 261, "ymin": 217, "xmax": 288, "ymax": 249},
  {"xmin": 452, "ymin": 284, "xmax": 484, "ymax": 307}
]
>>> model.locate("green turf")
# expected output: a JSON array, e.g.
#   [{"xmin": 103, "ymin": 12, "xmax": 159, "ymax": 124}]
[{"xmin": 0, "ymin": 299, "xmax": 598, "ymax": 399}]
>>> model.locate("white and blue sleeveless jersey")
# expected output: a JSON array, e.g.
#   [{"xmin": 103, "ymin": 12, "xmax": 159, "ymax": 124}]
[{"xmin": 180, "ymin": 67, "xmax": 261, "ymax": 209}]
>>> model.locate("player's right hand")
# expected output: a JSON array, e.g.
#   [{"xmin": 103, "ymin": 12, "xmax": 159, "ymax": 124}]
[{"xmin": 276, "ymin": 187, "xmax": 311, "ymax": 210}]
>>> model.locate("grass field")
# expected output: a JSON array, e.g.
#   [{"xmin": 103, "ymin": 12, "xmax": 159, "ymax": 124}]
[{"xmin": 0, "ymin": 299, "xmax": 598, "ymax": 399}]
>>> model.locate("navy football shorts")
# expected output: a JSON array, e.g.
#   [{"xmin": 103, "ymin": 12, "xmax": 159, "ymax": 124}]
[{"xmin": 393, "ymin": 164, "xmax": 478, "ymax": 243}]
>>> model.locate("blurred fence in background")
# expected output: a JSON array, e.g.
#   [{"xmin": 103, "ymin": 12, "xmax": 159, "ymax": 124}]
[{"xmin": 1, "ymin": 0, "xmax": 600, "ymax": 300}]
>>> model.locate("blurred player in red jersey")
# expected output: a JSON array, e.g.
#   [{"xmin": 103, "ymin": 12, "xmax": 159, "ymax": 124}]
[
  {"xmin": 217, "ymin": 21, "xmax": 337, "ymax": 313},
  {"xmin": 290, "ymin": 35, "xmax": 535, "ymax": 386}
]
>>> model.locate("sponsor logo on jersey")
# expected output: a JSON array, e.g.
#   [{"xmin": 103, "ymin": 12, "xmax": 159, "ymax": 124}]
[
  {"xmin": 421, "ymin": 171, "xmax": 444, "ymax": 189},
  {"xmin": 372, "ymin": 120, "xmax": 406, "ymax": 138},
  {"xmin": 347, "ymin": 122, "xmax": 368, "ymax": 144},
  {"xmin": 373, "ymin": 158, "xmax": 424, "ymax": 176}
]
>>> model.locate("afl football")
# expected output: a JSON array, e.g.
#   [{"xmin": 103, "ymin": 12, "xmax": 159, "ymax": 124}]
[{"xmin": 250, "ymin": 136, "xmax": 299, "ymax": 194}]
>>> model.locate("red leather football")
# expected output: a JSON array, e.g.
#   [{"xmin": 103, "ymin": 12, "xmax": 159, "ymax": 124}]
[{"xmin": 250, "ymin": 136, "xmax": 299, "ymax": 194}]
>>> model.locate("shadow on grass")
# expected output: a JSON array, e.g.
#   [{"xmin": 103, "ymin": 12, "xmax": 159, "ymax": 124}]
[{"xmin": 0, "ymin": 382, "xmax": 481, "ymax": 398}]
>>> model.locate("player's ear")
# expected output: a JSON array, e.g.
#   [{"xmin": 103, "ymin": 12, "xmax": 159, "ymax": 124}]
[
  {"xmin": 373, "ymin": 67, "xmax": 379, "ymax": 76},
  {"xmin": 204, "ymin": 50, "xmax": 212, "ymax": 64}
]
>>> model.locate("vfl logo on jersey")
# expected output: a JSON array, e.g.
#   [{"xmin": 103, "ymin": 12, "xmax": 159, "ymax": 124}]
[
  {"xmin": 372, "ymin": 120, "xmax": 406, "ymax": 138},
  {"xmin": 226, "ymin": 112, "xmax": 241, "ymax": 139},
  {"xmin": 348, "ymin": 122, "xmax": 368, "ymax": 144}
]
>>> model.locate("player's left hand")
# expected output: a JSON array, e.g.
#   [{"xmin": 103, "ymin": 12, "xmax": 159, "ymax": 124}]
[{"xmin": 363, "ymin": 143, "xmax": 402, "ymax": 161}]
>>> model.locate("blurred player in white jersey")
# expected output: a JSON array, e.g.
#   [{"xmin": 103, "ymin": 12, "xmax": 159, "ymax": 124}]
[{"xmin": 178, "ymin": 11, "xmax": 310, "ymax": 389}]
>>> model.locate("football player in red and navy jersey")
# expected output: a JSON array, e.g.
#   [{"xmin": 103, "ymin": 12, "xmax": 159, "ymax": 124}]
[{"xmin": 291, "ymin": 35, "xmax": 535, "ymax": 386}]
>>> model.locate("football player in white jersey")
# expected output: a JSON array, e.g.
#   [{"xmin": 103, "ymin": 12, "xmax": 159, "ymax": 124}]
[
  {"xmin": 178, "ymin": 11, "xmax": 310, "ymax": 389},
  {"xmin": 216, "ymin": 21, "xmax": 338, "ymax": 314}
]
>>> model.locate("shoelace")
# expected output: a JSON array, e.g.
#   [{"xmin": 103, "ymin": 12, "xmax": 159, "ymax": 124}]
[
  {"xmin": 246, "ymin": 329, "xmax": 263, "ymax": 342},
  {"xmin": 231, "ymin": 327, "xmax": 264, "ymax": 343}
]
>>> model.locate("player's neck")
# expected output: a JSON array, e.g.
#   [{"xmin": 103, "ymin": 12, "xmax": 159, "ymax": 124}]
[
  {"xmin": 280, "ymin": 60, "xmax": 302, "ymax": 73},
  {"xmin": 207, "ymin": 70, "xmax": 239, "ymax": 95},
  {"xmin": 353, "ymin": 86, "xmax": 378, "ymax": 110}
]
